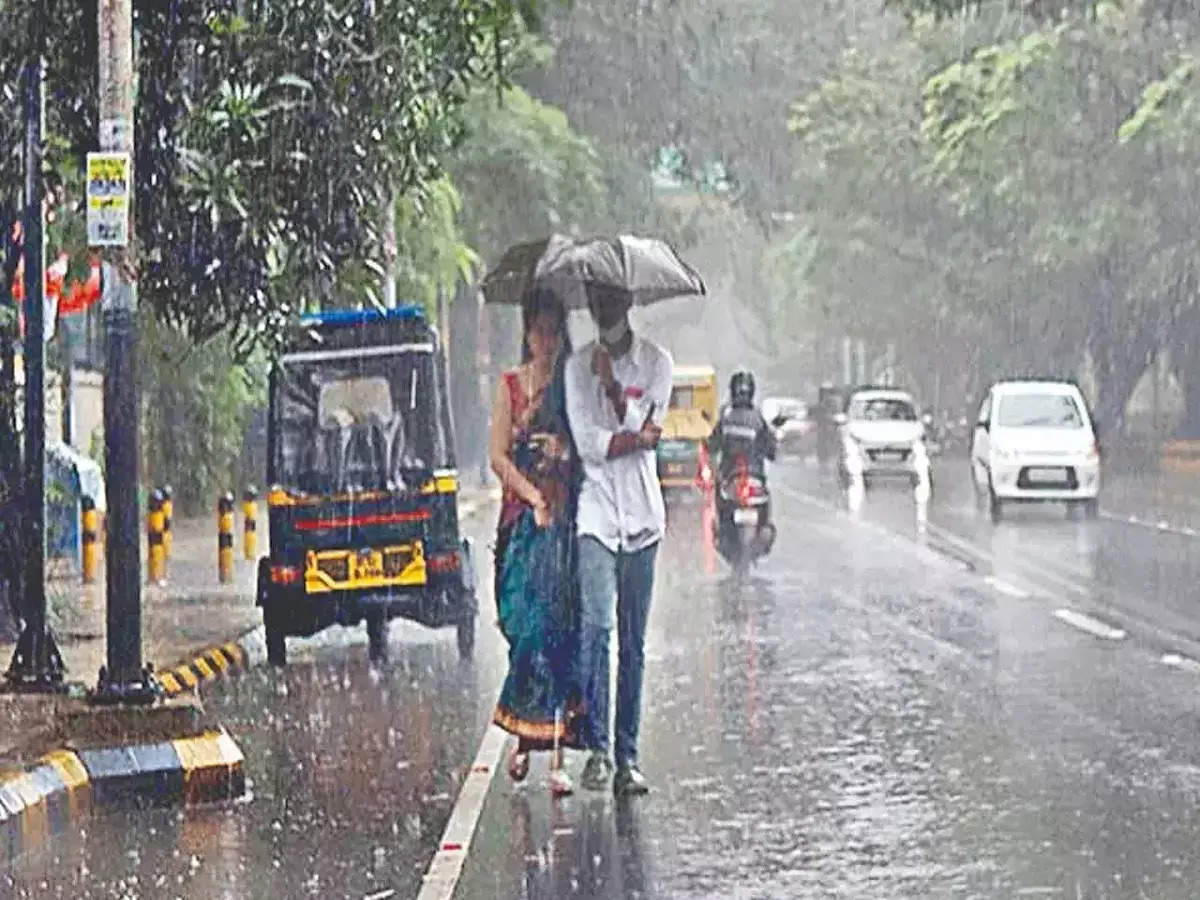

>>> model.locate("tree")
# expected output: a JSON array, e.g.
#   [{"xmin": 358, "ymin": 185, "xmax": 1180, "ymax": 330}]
[
  {"xmin": 523, "ymin": 0, "xmax": 900, "ymax": 233},
  {"xmin": 0, "ymin": 0, "xmax": 541, "ymax": 357}
]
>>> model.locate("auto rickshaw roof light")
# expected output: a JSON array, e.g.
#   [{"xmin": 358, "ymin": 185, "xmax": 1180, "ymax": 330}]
[{"xmin": 299, "ymin": 305, "xmax": 425, "ymax": 327}]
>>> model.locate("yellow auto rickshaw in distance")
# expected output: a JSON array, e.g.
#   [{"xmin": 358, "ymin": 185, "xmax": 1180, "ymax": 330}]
[{"xmin": 656, "ymin": 365, "xmax": 719, "ymax": 491}]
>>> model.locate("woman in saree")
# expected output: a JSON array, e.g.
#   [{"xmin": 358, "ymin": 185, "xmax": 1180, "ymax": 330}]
[{"xmin": 489, "ymin": 287, "xmax": 580, "ymax": 796}]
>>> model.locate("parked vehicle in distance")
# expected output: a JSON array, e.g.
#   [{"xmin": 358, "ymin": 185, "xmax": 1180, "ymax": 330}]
[
  {"xmin": 762, "ymin": 396, "xmax": 814, "ymax": 456},
  {"xmin": 837, "ymin": 387, "xmax": 931, "ymax": 490},
  {"xmin": 970, "ymin": 380, "xmax": 1101, "ymax": 522},
  {"xmin": 657, "ymin": 365, "xmax": 718, "ymax": 494}
]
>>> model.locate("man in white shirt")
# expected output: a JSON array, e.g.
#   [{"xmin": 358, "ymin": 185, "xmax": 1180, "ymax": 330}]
[{"xmin": 565, "ymin": 285, "xmax": 673, "ymax": 796}]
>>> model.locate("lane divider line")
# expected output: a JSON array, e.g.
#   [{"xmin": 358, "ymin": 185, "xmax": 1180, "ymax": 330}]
[
  {"xmin": 1100, "ymin": 510, "xmax": 1200, "ymax": 539},
  {"xmin": 417, "ymin": 724, "xmax": 507, "ymax": 900},
  {"xmin": 985, "ymin": 576, "xmax": 1031, "ymax": 600},
  {"xmin": 1053, "ymin": 608, "xmax": 1126, "ymax": 642},
  {"xmin": 1161, "ymin": 653, "xmax": 1200, "ymax": 673}
]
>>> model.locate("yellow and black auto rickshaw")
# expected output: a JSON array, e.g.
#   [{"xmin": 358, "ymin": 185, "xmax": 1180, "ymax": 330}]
[
  {"xmin": 257, "ymin": 306, "xmax": 477, "ymax": 665},
  {"xmin": 656, "ymin": 365, "xmax": 719, "ymax": 492}
]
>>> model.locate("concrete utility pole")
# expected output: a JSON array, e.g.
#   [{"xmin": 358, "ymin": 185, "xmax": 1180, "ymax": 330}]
[
  {"xmin": 92, "ymin": 0, "xmax": 154, "ymax": 703},
  {"xmin": 5, "ymin": 0, "xmax": 66, "ymax": 691}
]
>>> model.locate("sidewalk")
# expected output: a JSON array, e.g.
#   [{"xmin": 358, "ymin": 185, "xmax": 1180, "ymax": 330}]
[
  {"xmin": 0, "ymin": 487, "xmax": 494, "ymax": 762},
  {"xmin": 1, "ymin": 515, "xmax": 262, "ymax": 695}
]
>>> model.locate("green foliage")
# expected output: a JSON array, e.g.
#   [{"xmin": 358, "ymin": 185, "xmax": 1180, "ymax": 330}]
[
  {"xmin": 0, "ymin": 0, "xmax": 539, "ymax": 358},
  {"xmin": 138, "ymin": 314, "xmax": 266, "ymax": 516},
  {"xmin": 777, "ymin": 2, "xmax": 1196, "ymax": 425}
]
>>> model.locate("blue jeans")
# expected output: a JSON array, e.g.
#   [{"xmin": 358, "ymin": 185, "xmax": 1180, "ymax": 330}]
[{"xmin": 577, "ymin": 535, "xmax": 658, "ymax": 767}]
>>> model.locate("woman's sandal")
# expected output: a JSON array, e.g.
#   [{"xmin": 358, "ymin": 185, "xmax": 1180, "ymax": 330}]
[{"xmin": 508, "ymin": 748, "xmax": 530, "ymax": 783}]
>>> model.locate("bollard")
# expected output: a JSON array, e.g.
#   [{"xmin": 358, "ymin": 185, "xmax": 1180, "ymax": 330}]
[
  {"xmin": 242, "ymin": 486, "xmax": 258, "ymax": 561},
  {"xmin": 218, "ymin": 493, "xmax": 235, "ymax": 584},
  {"xmin": 81, "ymin": 495, "xmax": 100, "ymax": 585},
  {"xmin": 147, "ymin": 489, "xmax": 167, "ymax": 585},
  {"xmin": 161, "ymin": 484, "xmax": 174, "ymax": 560}
]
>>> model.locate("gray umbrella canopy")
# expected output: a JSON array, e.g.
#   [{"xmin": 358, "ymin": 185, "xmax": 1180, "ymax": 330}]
[{"xmin": 481, "ymin": 234, "xmax": 707, "ymax": 309}]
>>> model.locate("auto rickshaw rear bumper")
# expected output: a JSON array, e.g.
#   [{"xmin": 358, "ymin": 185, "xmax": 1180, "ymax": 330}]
[{"xmin": 259, "ymin": 539, "xmax": 478, "ymax": 637}]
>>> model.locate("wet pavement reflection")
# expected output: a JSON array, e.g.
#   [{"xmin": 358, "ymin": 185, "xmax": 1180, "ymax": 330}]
[{"xmin": 11, "ymin": 460, "xmax": 1200, "ymax": 897}]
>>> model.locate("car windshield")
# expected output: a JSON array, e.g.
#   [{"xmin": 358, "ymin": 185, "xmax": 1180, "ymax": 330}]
[
  {"xmin": 848, "ymin": 397, "xmax": 916, "ymax": 421},
  {"xmin": 996, "ymin": 393, "xmax": 1084, "ymax": 428}
]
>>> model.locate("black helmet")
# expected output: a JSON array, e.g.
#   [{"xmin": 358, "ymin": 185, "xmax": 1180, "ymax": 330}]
[{"xmin": 730, "ymin": 369, "xmax": 755, "ymax": 406}]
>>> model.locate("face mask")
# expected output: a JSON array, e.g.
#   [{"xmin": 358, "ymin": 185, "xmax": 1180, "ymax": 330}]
[{"xmin": 600, "ymin": 316, "xmax": 630, "ymax": 346}]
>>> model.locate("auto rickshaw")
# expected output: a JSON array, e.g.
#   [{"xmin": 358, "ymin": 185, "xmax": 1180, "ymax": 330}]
[
  {"xmin": 657, "ymin": 365, "xmax": 719, "ymax": 492},
  {"xmin": 257, "ymin": 305, "xmax": 477, "ymax": 665}
]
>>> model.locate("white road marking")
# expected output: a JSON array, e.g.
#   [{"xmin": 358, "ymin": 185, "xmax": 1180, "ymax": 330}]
[
  {"xmin": 417, "ymin": 724, "xmax": 507, "ymax": 900},
  {"xmin": 1100, "ymin": 511, "xmax": 1200, "ymax": 539},
  {"xmin": 1052, "ymin": 608, "xmax": 1126, "ymax": 642},
  {"xmin": 1161, "ymin": 653, "xmax": 1200, "ymax": 674},
  {"xmin": 985, "ymin": 576, "xmax": 1030, "ymax": 599}
]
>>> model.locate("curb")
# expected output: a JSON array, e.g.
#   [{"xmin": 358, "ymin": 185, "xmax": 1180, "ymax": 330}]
[
  {"xmin": 1, "ymin": 727, "xmax": 244, "ymax": 867},
  {"xmin": 154, "ymin": 626, "xmax": 267, "ymax": 698}
]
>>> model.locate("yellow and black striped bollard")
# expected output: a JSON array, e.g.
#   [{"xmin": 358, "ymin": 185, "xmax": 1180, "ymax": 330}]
[
  {"xmin": 81, "ymin": 495, "xmax": 100, "ymax": 585},
  {"xmin": 242, "ymin": 486, "xmax": 258, "ymax": 561},
  {"xmin": 147, "ymin": 488, "xmax": 167, "ymax": 585},
  {"xmin": 161, "ymin": 484, "xmax": 174, "ymax": 560},
  {"xmin": 218, "ymin": 492, "xmax": 235, "ymax": 584}
]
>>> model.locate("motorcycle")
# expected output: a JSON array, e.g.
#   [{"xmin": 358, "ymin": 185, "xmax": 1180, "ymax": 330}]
[{"xmin": 715, "ymin": 457, "xmax": 776, "ymax": 574}]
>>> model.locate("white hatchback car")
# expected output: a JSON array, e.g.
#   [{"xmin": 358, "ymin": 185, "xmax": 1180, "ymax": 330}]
[
  {"xmin": 838, "ymin": 388, "xmax": 931, "ymax": 489},
  {"xmin": 971, "ymin": 381, "xmax": 1101, "ymax": 520}
]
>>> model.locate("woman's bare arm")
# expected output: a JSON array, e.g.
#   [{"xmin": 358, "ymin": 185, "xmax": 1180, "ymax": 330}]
[{"xmin": 489, "ymin": 377, "xmax": 544, "ymax": 509}]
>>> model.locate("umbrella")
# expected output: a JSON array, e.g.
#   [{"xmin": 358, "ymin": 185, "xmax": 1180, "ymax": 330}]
[{"xmin": 481, "ymin": 234, "xmax": 707, "ymax": 309}]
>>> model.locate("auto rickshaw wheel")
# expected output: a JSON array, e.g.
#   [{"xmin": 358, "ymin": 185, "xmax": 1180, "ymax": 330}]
[
  {"xmin": 259, "ymin": 560, "xmax": 288, "ymax": 667},
  {"xmin": 264, "ymin": 602, "xmax": 287, "ymax": 667},
  {"xmin": 456, "ymin": 615, "xmax": 475, "ymax": 660},
  {"xmin": 367, "ymin": 612, "xmax": 389, "ymax": 663}
]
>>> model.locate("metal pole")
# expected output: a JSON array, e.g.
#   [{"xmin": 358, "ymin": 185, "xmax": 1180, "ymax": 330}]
[
  {"xmin": 61, "ymin": 325, "xmax": 74, "ymax": 445},
  {"xmin": 6, "ymin": 0, "xmax": 65, "ymax": 691},
  {"xmin": 92, "ymin": 0, "xmax": 153, "ymax": 702}
]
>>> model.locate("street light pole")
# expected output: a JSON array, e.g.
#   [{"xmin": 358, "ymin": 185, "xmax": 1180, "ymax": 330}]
[
  {"xmin": 5, "ymin": 0, "xmax": 66, "ymax": 691},
  {"xmin": 92, "ymin": 0, "xmax": 154, "ymax": 703}
]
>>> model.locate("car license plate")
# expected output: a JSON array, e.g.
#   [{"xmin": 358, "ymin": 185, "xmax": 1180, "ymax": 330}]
[
  {"xmin": 875, "ymin": 451, "xmax": 903, "ymax": 461},
  {"xmin": 1027, "ymin": 467, "xmax": 1067, "ymax": 483},
  {"xmin": 733, "ymin": 508, "xmax": 758, "ymax": 525},
  {"xmin": 666, "ymin": 463, "xmax": 684, "ymax": 474}
]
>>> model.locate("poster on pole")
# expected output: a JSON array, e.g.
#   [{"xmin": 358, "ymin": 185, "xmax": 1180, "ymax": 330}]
[{"xmin": 86, "ymin": 152, "xmax": 130, "ymax": 247}]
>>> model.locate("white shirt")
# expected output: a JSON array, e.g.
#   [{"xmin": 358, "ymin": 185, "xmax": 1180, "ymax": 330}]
[{"xmin": 565, "ymin": 335, "xmax": 674, "ymax": 553}]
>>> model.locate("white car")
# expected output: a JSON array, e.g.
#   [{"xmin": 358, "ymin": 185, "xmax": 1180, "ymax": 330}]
[
  {"xmin": 838, "ymin": 388, "xmax": 931, "ymax": 488},
  {"xmin": 970, "ymin": 380, "xmax": 1100, "ymax": 521}
]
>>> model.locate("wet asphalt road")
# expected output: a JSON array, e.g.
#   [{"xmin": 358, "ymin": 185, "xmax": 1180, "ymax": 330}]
[{"xmin": 11, "ymin": 458, "xmax": 1200, "ymax": 898}]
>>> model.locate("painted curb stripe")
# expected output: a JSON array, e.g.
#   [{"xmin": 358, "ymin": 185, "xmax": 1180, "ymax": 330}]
[
  {"xmin": 1052, "ymin": 608, "xmax": 1127, "ymax": 641},
  {"xmin": 2, "ymin": 729, "xmax": 247, "ymax": 867},
  {"xmin": 417, "ymin": 725, "xmax": 508, "ymax": 900},
  {"xmin": 77, "ymin": 742, "xmax": 186, "ymax": 808},
  {"xmin": 158, "ymin": 672, "xmax": 182, "ymax": 695},
  {"xmin": 41, "ymin": 750, "xmax": 89, "ymax": 792},
  {"xmin": 153, "ymin": 627, "xmax": 263, "ymax": 698},
  {"xmin": 205, "ymin": 648, "xmax": 229, "ymax": 673},
  {"xmin": 223, "ymin": 641, "xmax": 245, "ymax": 667},
  {"xmin": 192, "ymin": 656, "xmax": 215, "ymax": 680},
  {"xmin": 172, "ymin": 730, "xmax": 246, "ymax": 804}
]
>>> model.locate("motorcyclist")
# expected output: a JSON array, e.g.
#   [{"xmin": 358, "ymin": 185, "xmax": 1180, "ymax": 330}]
[{"xmin": 707, "ymin": 369, "xmax": 777, "ymax": 557}]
